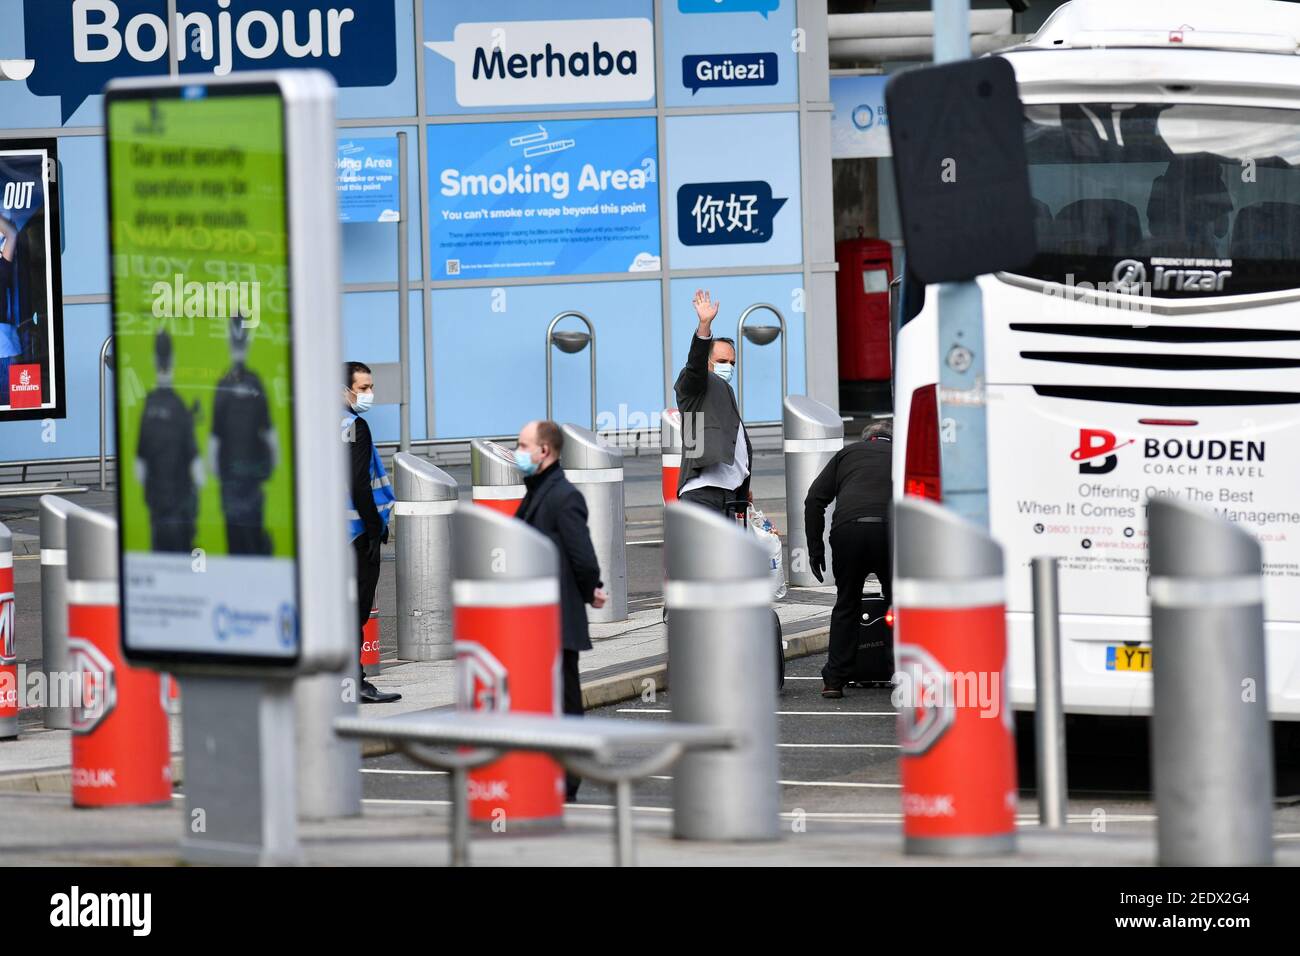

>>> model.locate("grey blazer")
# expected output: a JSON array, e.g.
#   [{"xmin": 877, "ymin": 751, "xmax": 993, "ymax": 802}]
[{"xmin": 673, "ymin": 331, "xmax": 753, "ymax": 497}]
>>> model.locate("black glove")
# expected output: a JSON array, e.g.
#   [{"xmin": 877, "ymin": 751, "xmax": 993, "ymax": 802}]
[
  {"xmin": 381, "ymin": 525, "xmax": 390, "ymax": 546},
  {"xmin": 810, "ymin": 552, "xmax": 825, "ymax": 583},
  {"xmin": 366, "ymin": 534, "xmax": 382, "ymax": 565}
]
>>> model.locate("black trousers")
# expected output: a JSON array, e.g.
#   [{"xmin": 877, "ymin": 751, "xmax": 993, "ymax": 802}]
[
  {"xmin": 822, "ymin": 520, "xmax": 892, "ymax": 686},
  {"xmin": 562, "ymin": 649, "xmax": 583, "ymax": 800},
  {"xmin": 353, "ymin": 536, "xmax": 382, "ymax": 672},
  {"xmin": 679, "ymin": 485, "xmax": 743, "ymax": 519}
]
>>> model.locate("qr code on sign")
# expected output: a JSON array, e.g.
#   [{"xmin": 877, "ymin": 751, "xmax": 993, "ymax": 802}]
[{"xmin": 445, "ymin": 259, "xmax": 461, "ymax": 276}]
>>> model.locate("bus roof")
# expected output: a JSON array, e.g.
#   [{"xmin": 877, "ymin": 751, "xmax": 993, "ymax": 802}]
[{"xmin": 1025, "ymin": 0, "xmax": 1300, "ymax": 56}]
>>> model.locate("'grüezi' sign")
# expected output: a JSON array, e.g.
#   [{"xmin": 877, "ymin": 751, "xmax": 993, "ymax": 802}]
[
  {"xmin": 425, "ymin": 18, "xmax": 655, "ymax": 109},
  {"xmin": 23, "ymin": 0, "xmax": 398, "ymax": 123}
]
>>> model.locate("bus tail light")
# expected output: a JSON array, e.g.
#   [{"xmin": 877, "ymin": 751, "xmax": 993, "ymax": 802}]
[{"xmin": 904, "ymin": 384, "xmax": 941, "ymax": 501}]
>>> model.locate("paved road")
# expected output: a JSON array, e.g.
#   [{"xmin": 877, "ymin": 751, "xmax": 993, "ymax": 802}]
[{"xmin": 360, "ymin": 653, "xmax": 1300, "ymax": 837}]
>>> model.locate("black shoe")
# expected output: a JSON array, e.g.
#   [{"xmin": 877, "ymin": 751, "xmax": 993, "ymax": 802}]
[
  {"xmin": 360, "ymin": 679, "xmax": 401, "ymax": 704},
  {"xmin": 821, "ymin": 682, "xmax": 844, "ymax": 700}
]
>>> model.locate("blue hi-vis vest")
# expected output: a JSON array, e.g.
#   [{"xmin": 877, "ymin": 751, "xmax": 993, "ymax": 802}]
[{"xmin": 343, "ymin": 413, "xmax": 395, "ymax": 541}]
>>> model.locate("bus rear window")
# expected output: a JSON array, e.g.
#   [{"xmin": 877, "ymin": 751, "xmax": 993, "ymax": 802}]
[{"xmin": 1017, "ymin": 103, "xmax": 1300, "ymax": 298}]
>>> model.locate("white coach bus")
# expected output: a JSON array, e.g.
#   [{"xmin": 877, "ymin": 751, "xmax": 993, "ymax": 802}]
[{"xmin": 893, "ymin": 0, "xmax": 1300, "ymax": 722}]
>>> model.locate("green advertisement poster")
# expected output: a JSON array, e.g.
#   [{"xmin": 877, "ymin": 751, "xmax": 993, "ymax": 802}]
[{"xmin": 108, "ymin": 88, "xmax": 299, "ymax": 660}]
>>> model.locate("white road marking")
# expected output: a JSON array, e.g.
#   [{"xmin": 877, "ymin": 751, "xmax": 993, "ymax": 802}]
[
  {"xmin": 644, "ymin": 774, "xmax": 901, "ymax": 789},
  {"xmin": 627, "ymin": 539, "xmax": 664, "ymax": 546},
  {"xmin": 779, "ymin": 743, "xmax": 900, "ymax": 749},
  {"xmin": 362, "ymin": 768, "xmax": 447, "ymax": 776},
  {"xmin": 616, "ymin": 708, "xmax": 897, "ymax": 716},
  {"xmin": 358, "ymin": 799, "xmax": 1173, "ymax": 834}
]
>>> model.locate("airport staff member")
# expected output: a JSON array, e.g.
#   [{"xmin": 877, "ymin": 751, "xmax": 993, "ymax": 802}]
[
  {"xmin": 673, "ymin": 289, "xmax": 753, "ymax": 517},
  {"xmin": 804, "ymin": 419, "xmax": 894, "ymax": 699},
  {"xmin": 514, "ymin": 419, "xmax": 608, "ymax": 801},
  {"xmin": 344, "ymin": 361, "xmax": 400, "ymax": 705},
  {"xmin": 135, "ymin": 330, "xmax": 202, "ymax": 553}
]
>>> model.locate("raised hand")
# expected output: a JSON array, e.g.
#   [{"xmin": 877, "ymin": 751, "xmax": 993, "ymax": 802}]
[{"xmin": 692, "ymin": 289, "xmax": 720, "ymax": 328}]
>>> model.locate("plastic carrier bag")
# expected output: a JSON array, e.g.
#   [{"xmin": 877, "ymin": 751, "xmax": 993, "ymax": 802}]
[{"xmin": 746, "ymin": 505, "xmax": 787, "ymax": 601}]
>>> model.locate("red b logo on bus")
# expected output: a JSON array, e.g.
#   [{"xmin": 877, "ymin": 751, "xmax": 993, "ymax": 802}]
[{"xmin": 1071, "ymin": 428, "xmax": 1133, "ymax": 475}]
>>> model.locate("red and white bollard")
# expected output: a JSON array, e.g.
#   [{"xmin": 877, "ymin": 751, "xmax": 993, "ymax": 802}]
[
  {"xmin": 893, "ymin": 498, "xmax": 1016, "ymax": 856},
  {"xmin": 66, "ymin": 508, "xmax": 170, "ymax": 808},
  {"xmin": 452, "ymin": 506, "xmax": 563, "ymax": 824},
  {"xmin": 361, "ymin": 604, "xmax": 381, "ymax": 670},
  {"xmin": 660, "ymin": 408, "xmax": 682, "ymax": 505},
  {"xmin": 0, "ymin": 522, "xmax": 17, "ymax": 740},
  {"xmin": 470, "ymin": 439, "xmax": 526, "ymax": 517}
]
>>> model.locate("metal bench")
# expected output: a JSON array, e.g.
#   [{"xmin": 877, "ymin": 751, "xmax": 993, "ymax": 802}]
[{"xmin": 334, "ymin": 711, "xmax": 739, "ymax": 867}]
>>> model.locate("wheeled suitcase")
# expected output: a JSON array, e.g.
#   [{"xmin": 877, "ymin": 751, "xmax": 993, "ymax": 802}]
[
  {"xmin": 848, "ymin": 595, "xmax": 894, "ymax": 688},
  {"xmin": 773, "ymin": 608, "xmax": 785, "ymax": 691}
]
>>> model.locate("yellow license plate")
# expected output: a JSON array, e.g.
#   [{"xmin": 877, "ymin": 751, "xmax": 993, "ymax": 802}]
[{"xmin": 1106, "ymin": 645, "xmax": 1152, "ymax": 672}]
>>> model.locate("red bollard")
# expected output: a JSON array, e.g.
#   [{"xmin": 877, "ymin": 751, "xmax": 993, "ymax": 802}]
[
  {"xmin": 67, "ymin": 508, "xmax": 170, "ymax": 808},
  {"xmin": 660, "ymin": 408, "xmax": 682, "ymax": 505},
  {"xmin": 452, "ymin": 506, "xmax": 563, "ymax": 824},
  {"xmin": 361, "ymin": 604, "xmax": 380, "ymax": 668},
  {"xmin": 893, "ymin": 498, "xmax": 1016, "ymax": 856},
  {"xmin": 1, "ymin": 523, "xmax": 17, "ymax": 740},
  {"xmin": 470, "ymin": 439, "xmax": 526, "ymax": 517}
]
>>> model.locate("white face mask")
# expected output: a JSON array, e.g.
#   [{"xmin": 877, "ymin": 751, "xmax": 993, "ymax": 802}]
[
  {"xmin": 350, "ymin": 391, "xmax": 374, "ymax": 414},
  {"xmin": 712, "ymin": 361, "xmax": 734, "ymax": 383}
]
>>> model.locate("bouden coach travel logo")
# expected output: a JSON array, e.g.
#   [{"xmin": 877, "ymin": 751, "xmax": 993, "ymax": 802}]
[
  {"xmin": 8, "ymin": 365, "xmax": 42, "ymax": 409},
  {"xmin": 1071, "ymin": 427, "xmax": 1134, "ymax": 475}
]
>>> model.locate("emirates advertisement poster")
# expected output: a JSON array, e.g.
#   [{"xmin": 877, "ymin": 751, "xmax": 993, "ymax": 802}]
[{"xmin": 0, "ymin": 138, "xmax": 64, "ymax": 421}]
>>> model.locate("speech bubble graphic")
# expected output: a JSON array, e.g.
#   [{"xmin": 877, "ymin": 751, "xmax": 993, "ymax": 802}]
[
  {"xmin": 682, "ymin": 52, "xmax": 778, "ymax": 95},
  {"xmin": 26, "ymin": 0, "xmax": 169, "ymax": 124},
  {"xmin": 23, "ymin": 0, "xmax": 397, "ymax": 125},
  {"xmin": 676, "ymin": 180, "xmax": 787, "ymax": 246},
  {"xmin": 425, "ymin": 18, "xmax": 655, "ymax": 109},
  {"xmin": 678, "ymin": 0, "xmax": 782, "ymax": 19}
]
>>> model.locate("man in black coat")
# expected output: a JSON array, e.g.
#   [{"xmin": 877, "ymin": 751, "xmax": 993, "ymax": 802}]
[
  {"xmin": 514, "ymin": 419, "xmax": 607, "ymax": 801},
  {"xmin": 804, "ymin": 419, "xmax": 894, "ymax": 698},
  {"xmin": 673, "ymin": 289, "xmax": 752, "ymax": 517}
]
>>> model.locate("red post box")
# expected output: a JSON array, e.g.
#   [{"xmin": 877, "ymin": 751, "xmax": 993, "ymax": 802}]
[{"xmin": 835, "ymin": 235, "xmax": 895, "ymax": 382}]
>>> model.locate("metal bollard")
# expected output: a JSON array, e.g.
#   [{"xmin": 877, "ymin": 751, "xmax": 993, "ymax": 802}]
[
  {"xmin": 660, "ymin": 408, "xmax": 682, "ymax": 505},
  {"xmin": 0, "ymin": 522, "xmax": 16, "ymax": 740},
  {"xmin": 67, "ymin": 508, "xmax": 170, "ymax": 807},
  {"xmin": 783, "ymin": 395, "xmax": 844, "ymax": 587},
  {"xmin": 470, "ymin": 438, "xmax": 526, "ymax": 516},
  {"xmin": 295, "ymin": 668, "xmax": 361, "ymax": 820},
  {"xmin": 452, "ymin": 506, "xmax": 563, "ymax": 825},
  {"xmin": 894, "ymin": 498, "xmax": 1016, "ymax": 856},
  {"xmin": 39, "ymin": 497, "xmax": 78, "ymax": 730},
  {"xmin": 393, "ymin": 452, "xmax": 458, "ymax": 661},
  {"xmin": 666, "ymin": 502, "xmax": 779, "ymax": 841},
  {"xmin": 1148, "ymin": 496, "xmax": 1273, "ymax": 867},
  {"xmin": 1031, "ymin": 556, "xmax": 1067, "ymax": 830},
  {"xmin": 561, "ymin": 424, "xmax": 627, "ymax": 624}
]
